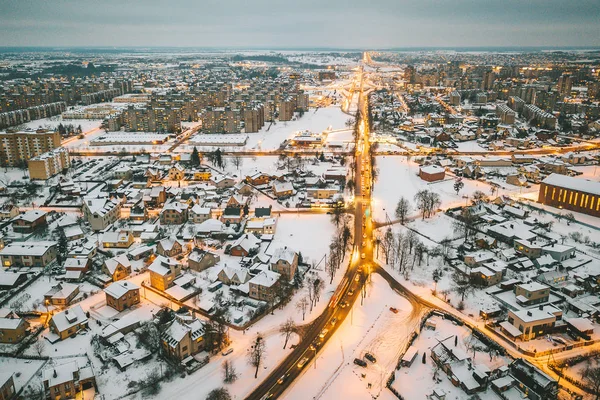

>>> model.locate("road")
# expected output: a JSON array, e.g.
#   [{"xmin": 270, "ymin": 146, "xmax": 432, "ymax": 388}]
[{"xmin": 245, "ymin": 62, "xmax": 384, "ymax": 400}]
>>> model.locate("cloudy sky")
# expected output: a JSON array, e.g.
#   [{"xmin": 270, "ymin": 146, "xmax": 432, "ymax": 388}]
[{"xmin": 0, "ymin": 0, "xmax": 599, "ymax": 48}]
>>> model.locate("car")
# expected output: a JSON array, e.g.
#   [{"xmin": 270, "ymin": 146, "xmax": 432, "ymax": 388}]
[
  {"xmin": 297, "ymin": 357, "xmax": 309, "ymax": 368},
  {"xmin": 355, "ymin": 274, "xmax": 360, "ymax": 282},
  {"xmin": 361, "ymin": 253, "xmax": 366, "ymax": 259},
  {"xmin": 353, "ymin": 358, "xmax": 367, "ymax": 367},
  {"xmin": 361, "ymin": 241, "xmax": 366, "ymax": 247},
  {"xmin": 364, "ymin": 353, "xmax": 377, "ymax": 363},
  {"xmin": 389, "ymin": 307, "xmax": 399, "ymax": 314},
  {"xmin": 319, "ymin": 328, "xmax": 329, "ymax": 339},
  {"xmin": 277, "ymin": 374, "xmax": 287, "ymax": 384},
  {"xmin": 363, "ymin": 233, "xmax": 367, "ymax": 239},
  {"xmin": 330, "ymin": 317, "xmax": 338, "ymax": 326},
  {"xmin": 221, "ymin": 348, "xmax": 233, "ymax": 356},
  {"xmin": 340, "ymin": 301, "xmax": 349, "ymax": 308},
  {"xmin": 348, "ymin": 290, "xmax": 354, "ymax": 296}
]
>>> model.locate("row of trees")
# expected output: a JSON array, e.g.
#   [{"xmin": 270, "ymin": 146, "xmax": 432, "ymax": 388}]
[
  {"xmin": 380, "ymin": 227, "xmax": 427, "ymax": 279},
  {"xmin": 394, "ymin": 190, "xmax": 442, "ymax": 223}
]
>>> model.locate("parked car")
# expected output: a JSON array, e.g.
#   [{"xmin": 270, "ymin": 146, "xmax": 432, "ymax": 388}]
[
  {"xmin": 353, "ymin": 358, "xmax": 367, "ymax": 367},
  {"xmin": 222, "ymin": 348, "xmax": 233, "ymax": 356},
  {"xmin": 389, "ymin": 307, "xmax": 399, "ymax": 314},
  {"xmin": 297, "ymin": 357, "xmax": 309, "ymax": 368},
  {"xmin": 364, "ymin": 352, "xmax": 377, "ymax": 363}
]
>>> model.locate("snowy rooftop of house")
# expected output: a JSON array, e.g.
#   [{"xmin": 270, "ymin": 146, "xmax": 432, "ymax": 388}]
[
  {"xmin": 149, "ymin": 255, "xmax": 178, "ymax": 276},
  {"xmin": 542, "ymin": 173, "xmax": 600, "ymax": 195},
  {"xmin": 419, "ymin": 165, "xmax": 445, "ymax": 174},
  {"xmin": 0, "ymin": 271, "xmax": 26, "ymax": 286},
  {"xmin": 84, "ymin": 197, "xmax": 119, "ymax": 216},
  {"xmin": 43, "ymin": 361, "xmax": 80, "ymax": 387},
  {"xmin": 0, "ymin": 317, "xmax": 23, "ymax": 330},
  {"xmin": 102, "ymin": 230, "xmax": 131, "ymax": 244},
  {"xmin": 271, "ymin": 247, "xmax": 296, "ymax": 264},
  {"xmin": 12, "ymin": 209, "xmax": 46, "ymax": 223},
  {"xmin": 51, "ymin": 304, "xmax": 87, "ymax": 333},
  {"xmin": 249, "ymin": 270, "xmax": 280, "ymax": 287},
  {"xmin": 511, "ymin": 305, "xmax": 560, "ymax": 323},
  {"xmin": 565, "ymin": 317, "xmax": 594, "ymax": 333},
  {"xmin": 104, "ymin": 254, "xmax": 131, "ymax": 274},
  {"xmin": 104, "ymin": 280, "xmax": 139, "ymax": 299},
  {"xmin": 0, "ymin": 241, "xmax": 56, "ymax": 256},
  {"xmin": 45, "ymin": 283, "xmax": 78, "ymax": 300},
  {"xmin": 517, "ymin": 282, "xmax": 549, "ymax": 292}
]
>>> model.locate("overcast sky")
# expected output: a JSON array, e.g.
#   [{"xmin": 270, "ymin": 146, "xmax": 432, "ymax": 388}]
[{"xmin": 1, "ymin": 0, "xmax": 599, "ymax": 48}]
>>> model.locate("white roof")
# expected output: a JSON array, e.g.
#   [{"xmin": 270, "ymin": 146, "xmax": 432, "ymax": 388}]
[
  {"xmin": 272, "ymin": 247, "xmax": 296, "ymax": 265},
  {"xmin": 104, "ymin": 254, "xmax": 131, "ymax": 275},
  {"xmin": 13, "ymin": 209, "xmax": 46, "ymax": 223},
  {"xmin": 0, "ymin": 271, "xmax": 26, "ymax": 287},
  {"xmin": 0, "ymin": 241, "xmax": 56, "ymax": 257},
  {"xmin": 566, "ymin": 317, "xmax": 594, "ymax": 332},
  {"xmin": 249, "ymin": 270, "xmax": 280, "ymax": 287},
  {"xmin": 149, "ymin": 255, "xmax": 178, "ymax": 276},
  {"xmin": 542, "ymin": 173, "xmax": 600, "ymax": 195},
  {"xmin": 420, "ymin": 165, "xmax": 445, "ymax": 175},
  {"xmin": 104, "ymin": 280, "xmax": 139, "ymax": 299},
  {"xmin": 517, "ymin": 282, "xmax": 549, "ymax": 292},
  {"xmin": 43, "ymin": 361, "xmax": 79, "ymax": 387},
  {"xmin": 0, "ymin": 317, "xmax": 23, "ymax": 330},
  {"xmin": 50, "ymin": 304, "xmax": 87, "ymax": 333}
]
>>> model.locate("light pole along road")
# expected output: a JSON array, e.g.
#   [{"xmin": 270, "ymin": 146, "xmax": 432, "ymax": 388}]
[{"xmin": 245, "ymin": 60, "xmax": 385, "ymax": 400}]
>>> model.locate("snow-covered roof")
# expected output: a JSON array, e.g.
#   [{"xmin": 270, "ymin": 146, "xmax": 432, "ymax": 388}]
[
  {"xmin": 271, "ymin": 247, "xmax": 296, "ymax": 265},
  {"xmin": 542, "ymin": 173, "xmax": 600, "ymax": 195},
  {"xmin": 104, "ymin": 254, "xmax": 131, "ymax": 275},
  {"xmin": 0, "ymin": 241, "xmax": 56, "ymax": 257},
  {"xmin": 104, "ymin": 280, "xmax": 139, "ymax": 299},
  {"xmin": 50, "ymin": 304, "xmax": 87, "ymax": 333},
  {"xmin": 149, "ymin": 255, "xmax": 179, "ymax": 276},
  {"xmin": 12, "ymin": 209, "xmax": 46, "ymax": 223},
  {"xmin": 0, "ymin": 271, "xmax": 26, "ymax": 287},
  {"xmin": 249, "ymin": 270, "xmax": 279, "ymax": 288}
]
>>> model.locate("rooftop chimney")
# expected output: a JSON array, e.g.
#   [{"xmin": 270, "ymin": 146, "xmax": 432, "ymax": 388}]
[{"xmin": 527, "ymin": 311, "xmax": 532, "ymax": 317}]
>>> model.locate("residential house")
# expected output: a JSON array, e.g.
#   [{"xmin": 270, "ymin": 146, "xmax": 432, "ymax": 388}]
[
  {"xmin": 102, "ymin": 255, "xmax": 132, "ymax": 282},
  {"xmin": 104, "ymin": 281, "xmax": 140, "ymax": 312},
  {"xmin": 190, "ymin": 205, "xmax": 211, "ymax": 223},
  {"xmin": 245, "ymin": 217, "xmax": 277, "ymax": 235},
  {"xmin": 42, "ymin": 361, "xmax": 96, "ymax": 400},
  {"xmin": 217, "ymin": 266, "xmax": 251, "ymax": 286},
  {"xmin": 0, "ymin": 271, "xmax": 28, "ymax": 289},
  {"xmin": 11, "ymin": 210, "xmax": 47, "ymax": 233},
  {"xmin": 161, "ymin": 315, "xmax": 205, "ymax": 361},
  {"xmin": 271, "ymin": 181, "xmax": 294, "ymax": 198},
  {"xmin": 187, "ymin": 249, "xmax": 220, "ymax": 272},
  {"xmin": 0, "ymin": 313, "xmax": 29, "ymax": 343},
  {"xmin": 514, "ymin": 282, "xmax": 550, "ymax": 306},
  {"xmin": 505, "ymin": 305, "xmax": 561, "ymax": 341},
  {"xmin": 168, "ymin": 164, "xmax": 186, "ymax": 181},
  {"xmin": 102, "ymin": 230, "xmax": 134, "ymax": 249},
  {"xmin": 419, "ymin": 165, "xmax": 445, "ymax": 182},
  {"xmin": 0, "ymin": 204, "xmax": 19, "ymax": 220},
  {"xmin": 230, "ymin": 233, "xmax": 261, "ymax": 257},
  {"xmin": 49, "ymin": 304, "xmax": 89, "ymax": 340},
  {"xmin": 249, "ymin": 270, "xmax": 280, "ymax": 302},
  {"xmin": 160, "ymin": 201, "xmax": 188, "ymax": 225},
  {"xmin": 509, "ymin": 359, "xmax": 558, "ymax": 400},
  {"xmin": 270, "ymin": 247, "xmax": 298, "ymax": 281},
  {"xmin": 514, "ymin": 239, "xmax": 542, "ymax": 259},
  {"xmin": 0, "ymin": 373, "xmax": 15, "ymax": 400},
  {"xmin": 246, "ymin": 172, "xmax": 272, "ymax": 186},
  {"xmin": 210, "ymin": 175, "xmax": 235, "ymax": 189},
  {"xmin": 148, "ymin": 256, "xmax": 182, "ymax": 291},
  {"xmin": 44, "ymin": 283, "xmax": 80, "ymax": 307},
  {"xmin": 157, "ymin": 238, "xmax": 183, "ymax": 257},
  {"xmin": 0, "ymin": 241, "xmax": 57, "ymax": 268},
  {"xmin": 82, "ymin": 197, "xmax": 121, "ymax": 231}
]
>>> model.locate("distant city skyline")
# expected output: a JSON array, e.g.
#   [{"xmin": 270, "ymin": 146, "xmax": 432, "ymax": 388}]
[{"xmin": 1, "ymin": 0, "xmax": 599, "ymax": 48}]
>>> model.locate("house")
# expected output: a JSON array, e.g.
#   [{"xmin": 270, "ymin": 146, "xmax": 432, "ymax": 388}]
[
  {"xmin": 230, "ymin": 233, "xmax": 261, "ymax": 257},
  {"xmin": 506, "ymin": 174, "xmax": 528, "ymax": 187},
  {"xmin": 246, "ymin": 172, "xmax": 272, "ymax": 186},
  {"xmin": 168, "ymin": 163, "xmax": 186, "ymax": 181},
  {"xmin": 249, "ymin": 270, "xmax": 280, "ymax": 301},
  {"xmin": 418, "ymin": 165, "xmax": 445, "ymax": 182},
  {"xmin": 270, "ymin": 247, "xmax": 298, "ymax": 281},
  {"xmin": 102, "ymin": 255, "xmax": 132, "ymax": 282},
  {"xmin": 0, "ymin": 241, "xmax": 57, "ymax": 268},
  {"xmin": 0, "ymin": 204, "xmax": 19, "ymax": 220},
  {"xmin": 470, "ymin": 266, "xmax": 502, "ymax": 287},
  {"xmin": 157, "ymin": 238, "xmax": 184, "ymax": 257},
  {"xmin": 187, "ymin": 249, "xmax": 220, "ymax": 272},
  {"xmin": 148, "ymin": 256, "xmax": 182, "ymax": 291},
  {"xmin": 12, "ymin": 210, "xmax": 47, "ymax": 233},
  {"xmin": 44, "ymin": 283, "xmax": 80, "ymax": 307},
  {"xmin": 217, "ymin": 266, "xmax": 251, "ymax": 285},
  {"xmin": 63, "ymin": 257, "xmax": 91, "ymax": 274},
  {"xmin": 541, "ymin": 243, "xmax": 575, "ymax": 262},
  {"xmin": 509, "ymin": 359, "xmax": 558, "ymax": 400},
  {"xmin": 514, "ymin": 238, "xmax": 542, "ymax": 259},
  {"xmin": 245, "ymin": 217, "xmax": 277, "ymax": 235},
  {"xmin": 463, "ymin": 251, "xmax": 494, "ymax": 267},
  {"xmin": 221, "ymin": 206, "xmax": 243, "ymax": 224},
  {"xmin": 538, "ymin": 173, "xmax": 600, "ymax": 218},
  {"xmin": 0, "ymin": 271, "xmax": 28, "ymax": 290},
  {"xmin": 161, "ymin": 315, "xmax": 205, "ymax": 361},
  {"xmin": 102, "ymin": 230, "xmax": 134, "ymax": 249},
  {"xmin": 430, "ymin": 337, "xmax": 480, "ymax": 395},
  {"xmin": 505, "ymin": 305, "xmax": 561, "ymax": 341},
  {"xmin": 0, "ymin": 373, "xmax": 16, "ymax": 400},
  {"xmin": 104, "ymin": 281, "xmax": 140, "ymax": 312},
  {"xmin": 189, "ymin": 204, "xmax": 211, "ymax": 223},
  {"xmin": 160, "ymin": 201, "xmax": 189, "ymax": 225},
  {"xmin": 210, "ymin": 174, "xmax": 235, "ymax": 189},
  {"xmin": 271, "ymin": 181, "xmax": 294, "ymax": 198},
  {"xmin": 514, "ymin": 282, "xmax": 550, "ymax": 306},
  {"xmin": 191, "ymin": 168, "xmax": 211, "ymax": 181},
  {"xmin": 0, "ymin": 313, "xmax": 29, "ymax": 343},
  {"xmin": 227, "ymin": 194, "xmax": 249, "ymax": 209},
  {"xmin": 42, "ymin": 361, "xmax": 96, "ymax": 400},
  {"xmin": 49, "ymin": 304, "xmax": 89, "ymax": 340},
  {"xmin": 82, "ymin": 197, "xmax": 121, "ymax": 231}
]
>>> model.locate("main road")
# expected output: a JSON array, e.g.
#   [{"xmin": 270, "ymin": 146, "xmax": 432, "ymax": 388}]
[{"xmin": 245, "ymin": 61, "xmax": 424, "ymax": 400}]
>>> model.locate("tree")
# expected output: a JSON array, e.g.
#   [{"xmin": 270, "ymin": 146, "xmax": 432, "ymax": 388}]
[
  {"xmin": 422, "ymin": 352, "xmax": 426, "ymax": 364},
  {"xmin": 312, "ymin": 278, "xmax": 324, "ymax": 306},
  {"xmin": 33, "ymin": 339, "xmax": 46, "ymax": 356},
  {"xmin": 452, "ymin": 270, "xmax": 474, "ymax": 303},
  {"xmin": 279, "ymin": 318, "xmax": 297, "ymax": 349},
  {"xmin": 565, "ymin": 212, "xmax": 575, "ymax": 226},
  {"xmin": 296, "ymin": 296, "xmax": 309, "ymax": 321},
  {"xmin": 432, "ymin": 269, "xmax": 442, "ymax": 293},
  {"xmin": 471, "ymin": 190, "xmax": 488, "ymax": 203},
  {"xmin": 330, "ymin": 206, "xmax": 344, "ymax": 228},
  {"xmin": 247, "ymin": 334, "xmax": 266, "ymax": 379},
  {"xmin": 395, "ymin": 197, "xmax": 411, "ymax": 224},
  {"xmin": 341, "ymin": 224, "xmax": 353, "ymax": 259},
  {"xmin": 190, "ymin": 147, "xmax": 201, "ymax": 166},
  {"xmin": 581, "ymin": 364, "xmax": 600, "ymax": 400},
  {"xmin": 222, "ymin": 360, "xmax": 238, "ymax": 383},
  {"xmin": 453, "ymin": 178, "xmax": 465, "ymax": 195},
  {"xmin": 206, "ymin": 388, "xmax": 232, "ymax": 400},
  {"xmin": 232, "ymin": 154, "xmax": 243, "ymax": 172},
  {"xmin": 55, "ymin": 226, "xmax": 68, "ymax": 264},
  {"xmin": 453, "ymin": 208, "xmax": 478, "ymax": 242},
  {"xmin": 414, "ymin": 190, "xmax": 441, "ymax": 219}
]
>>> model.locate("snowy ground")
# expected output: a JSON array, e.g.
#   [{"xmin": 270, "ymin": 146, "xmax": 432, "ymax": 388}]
[
  {"xmin": 19, "ymin": 116, "xmax": 102, "ymax": 133},
  {"xmin": 0, "ymin": 357, "xmax": 46, "ymax": 394},
  {"xmin": 391, "ymin": 315, "xmax": 510, "ymax": 400},
  {"xmin": 371, "ymin": 156, "xmax": 533, "ymax": 222},
  {"xmin": 284, "ymin": 274, "xmax": 416, "ymax": 400}
]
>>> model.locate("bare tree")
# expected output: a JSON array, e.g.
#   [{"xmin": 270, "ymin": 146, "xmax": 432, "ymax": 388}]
[
  {"xmin": 313, "ymin": 278, "xmax": 324, "ymax": 305},
  {"xmin": 452, "ymin": 270, "xmax": 474, "ymax": 307},
  {"xmin": 581, "ymin": 364, "xmax": 600, "ymax": 400},
  {"xmin": 395, "ymin": 197, "xmax": 411, "ymax": 224},
  {"xmin": 222, "ymin": 360, "xmax": 238, "ymax": 383},
  {"xmin": 295, "ymin": 296, "xmax": 309, "ymax": 321},
  {"xmin": 247, "ymin": 334, "xmax": 266, "ymax": 379},
  {"xmin": 231, "ymin": 154, "xmax": 243, "ymax": 173},
  {"xmin": 33, "ymin": 340, "xmax": 46, "ymax": 357},
  {"xmin": 279, "ymin": 318, "xmax": 297, "ymax": 349},
  {"xmin": 207, "ymin": 387, "xmax": 232, "ymax": 400}
]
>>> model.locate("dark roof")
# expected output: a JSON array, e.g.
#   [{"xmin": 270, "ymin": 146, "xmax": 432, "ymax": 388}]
[{"xmin": 255, "ymin": 206, "xmax": 272, "ymax": 218}]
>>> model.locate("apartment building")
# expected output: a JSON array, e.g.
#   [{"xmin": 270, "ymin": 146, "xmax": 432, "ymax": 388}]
[
  {"xmin": 0, "ymin": 129, "xmax": 61, "ymax": 167},
  {"xmin": 538, "ymin": 174, "xmax": 600, "ymax": 218},
  {"xmin": 28, "ymin": 147, "xmax": 71, "ymax": 180}
]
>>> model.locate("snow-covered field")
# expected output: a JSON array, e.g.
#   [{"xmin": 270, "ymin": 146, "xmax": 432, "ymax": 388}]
[{"xmin": 285, "ymin": 274, "xmax": 416, "ymax": 400}]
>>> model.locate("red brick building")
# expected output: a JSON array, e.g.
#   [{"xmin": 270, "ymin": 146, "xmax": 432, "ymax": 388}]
[
  {"xmin": 538, "ymin": 174, "xmax": 600, "ymax": 217},
  {"xmin": 418, "ymin": 165, "xmax": 445, "ymax": 182}
]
